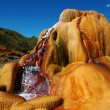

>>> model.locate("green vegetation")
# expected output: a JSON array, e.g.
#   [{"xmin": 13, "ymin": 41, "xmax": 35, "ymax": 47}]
[{"xmin": 0, "ymin": 28, "xmax": 38, "ymax": 53}]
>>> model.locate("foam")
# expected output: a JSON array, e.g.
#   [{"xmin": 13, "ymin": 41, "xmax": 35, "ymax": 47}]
[{"xmin": 17, "ymin": 28, "xmax": 53, "ymax": 100}]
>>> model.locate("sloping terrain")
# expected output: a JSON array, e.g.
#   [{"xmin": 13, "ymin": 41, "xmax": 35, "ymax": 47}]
[
  {"xmin": 0, "ymin": 28, "xmax": 38, "ymax": 66},
  {"xmin": 0, "ymin": 27, "xmax": 38, "ymax": 53}
]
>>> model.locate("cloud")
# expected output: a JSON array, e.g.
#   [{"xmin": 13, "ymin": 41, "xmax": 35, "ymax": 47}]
[{"xmin": 106, "ymin": 3, "xmax": 110, "ymax": 8}]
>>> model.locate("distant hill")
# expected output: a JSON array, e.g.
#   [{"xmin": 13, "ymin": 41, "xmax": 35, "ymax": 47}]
[{"xmin": 0, "ymin": 27, "xmax": 38, "ymax": 53}]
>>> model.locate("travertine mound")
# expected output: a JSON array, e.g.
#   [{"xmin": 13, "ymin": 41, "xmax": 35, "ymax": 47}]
[
  {"xmin": 11, "ymin": 96, "xmax": 63, "ymax": 110},
  {"xmin": 36, "ymin": 9, "xmax": 110, "ymax": 78},
  {"xmin": 0, "ymin": 62, "xmax": 19, "ymax": 92},
  {"xmin": 0, "ymin": 91, "xmax": 25, "ymax": 110},
  {"xmin": 51, "ymin": 57, "xmax": 110, "ymax": 109},
  {"xmin": 59, "ymin": 9, "xmax": 102, "ymax": 22},
  {"xmin": 0, "ymin": 9, "xmax": 110, "ymax": 110}
]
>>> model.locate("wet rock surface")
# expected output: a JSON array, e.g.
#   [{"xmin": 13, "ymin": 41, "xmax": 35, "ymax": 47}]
[
  {"xmin": 0, "ymin": 9, "xmax": 110, "ymax": 110},
  {"xmin": 14, "ymin": 28, "xmax": 53, "ymax": 100}
]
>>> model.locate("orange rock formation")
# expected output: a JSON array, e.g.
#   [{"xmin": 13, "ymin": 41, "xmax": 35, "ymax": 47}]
[{"xmin": 0, "ymin": 9, "xmax": 110, "ymax": 110}]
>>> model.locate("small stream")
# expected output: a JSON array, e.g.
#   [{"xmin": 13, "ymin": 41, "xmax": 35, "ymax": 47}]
[{"xmin": 15, "ymin": 28, "xmax": 53, "ymax": 100}]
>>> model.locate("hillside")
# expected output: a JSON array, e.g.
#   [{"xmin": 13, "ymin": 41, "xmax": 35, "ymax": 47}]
[
  {"xmin": 0, "ymin": 27, "xmax": 38, "ymax": 65},
  {"xmin": 0, "ymin": 27, "xmax": 38, "ymax": 53}
]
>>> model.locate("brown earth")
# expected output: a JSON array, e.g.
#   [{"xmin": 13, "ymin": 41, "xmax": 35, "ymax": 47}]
[{"xmin": 0, "ymin": 45, "xmax": 23, "ymax": 68}]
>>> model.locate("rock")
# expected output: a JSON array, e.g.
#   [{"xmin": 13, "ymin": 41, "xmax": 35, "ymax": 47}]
[
  {"xmin": 59, "ymin": 9, "xmax": 110, "ymax": 56},
  {"xmin": 0, "ymin": 46, "xmax": 23, "ymax": 66},
  {"xmin": 18, "ymin": 54, "xmax": 30, "ymax": 66},
  {"xmin": 50, "ymin": 58, "xmax": 110, "ymax": 109},
  {"xmin": 0, "ymin": 62, "xmax": 19, "ymax": 92},
  {"xmin": 11, "ymin": 96, "xmax": 63, "ymax": 110},
  {"xmin": 59, "ymin": 9, "xmax": 102, "ymax": 22},
  {"xmin": 38, "ymin": 9, "xmax": 110, "ymax": 77},
  {"xmin": 0, "ymin": 9, "xmax": 110, "ymax": 110},
  {"xmin": 0, "ymin": 91, "xmax": 25, "ymax": 110}
]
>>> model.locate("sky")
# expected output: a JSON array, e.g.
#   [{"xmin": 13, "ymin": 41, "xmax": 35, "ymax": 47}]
[{"xmin": 0, "ymin": 0, "xmax": 110, "ymax": 37}]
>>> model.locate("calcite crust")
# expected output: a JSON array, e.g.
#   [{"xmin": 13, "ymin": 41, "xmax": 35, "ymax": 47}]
[{"xmin": 0, "ymin": 9, "xmax": 110, "ymax": 110}]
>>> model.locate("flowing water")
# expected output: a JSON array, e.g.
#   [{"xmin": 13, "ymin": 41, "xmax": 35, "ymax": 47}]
[{"xmin": 15, "ymin": 28, "xmax": 53, "ymax": 100}]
